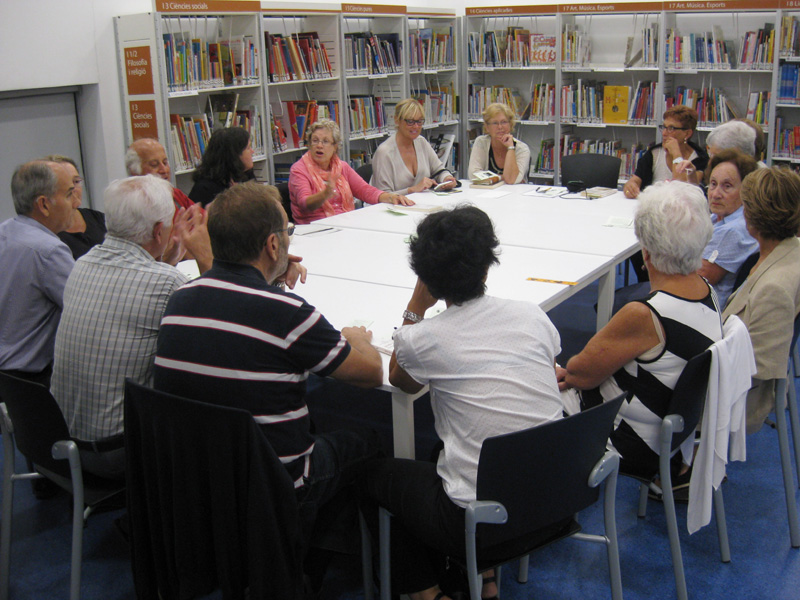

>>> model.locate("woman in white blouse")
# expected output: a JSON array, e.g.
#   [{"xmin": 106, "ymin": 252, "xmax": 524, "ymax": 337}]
[
  {"xmin": 467, "ymin": 102, "xmax": 531, "ymax": 185},
  {"xmin": 370, "ymin": 98, "xmax": 458, "ymax": 195}
]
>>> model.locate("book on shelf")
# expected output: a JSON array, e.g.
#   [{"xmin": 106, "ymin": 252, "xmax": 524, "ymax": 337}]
[
  {"xmin": 603, "ymin": 86, "xmax": 630, "ymax": 125},
  {"xmin": 208, "ymin": 92, "xmax": 239, "ymax": 130},
  {"xmin": 781, "ymin": 15, "xmax": 800, "ymax": 58}
]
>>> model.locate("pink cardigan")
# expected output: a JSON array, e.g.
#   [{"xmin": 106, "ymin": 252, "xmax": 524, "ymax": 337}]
[{"xmin": 289, "ymin": 157, "xmax": 383, "ymax": 224}]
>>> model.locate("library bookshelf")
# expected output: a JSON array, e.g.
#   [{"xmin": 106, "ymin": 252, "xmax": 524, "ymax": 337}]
[{"xmin": 115, "ymin": 1, "xmax": 269, "ymax": 194}]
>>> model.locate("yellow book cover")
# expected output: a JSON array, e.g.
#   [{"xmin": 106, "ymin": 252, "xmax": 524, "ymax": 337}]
[{"xmin": 603, "ymin": 86, "xmax": 630, "ymax": 125}]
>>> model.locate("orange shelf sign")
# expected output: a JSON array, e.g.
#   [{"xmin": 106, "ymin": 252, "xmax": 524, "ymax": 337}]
[
  {"xmin": 124, "ymin": 46, "xmax": 154, "ymax": 96},
  {"xmin": 129, "ymin": 100, "xmax": 159, "ymax": 141}
]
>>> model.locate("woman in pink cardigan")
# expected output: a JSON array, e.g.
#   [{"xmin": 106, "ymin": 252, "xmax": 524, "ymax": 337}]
[{"xmin": 289, "ymin": 119, "xmax": 413, "ymax": 224}]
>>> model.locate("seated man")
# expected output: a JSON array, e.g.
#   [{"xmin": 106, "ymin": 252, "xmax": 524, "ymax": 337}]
[
  {"xmin": 153, "ymin": 182, "xmax": 383, "ymax": 585},
  {"xmin": 362, "ymin": 206, "xmax": 564, "ymax": 600},
  {"xmin": 52, "ymin": 175, "xmax": 210, "ymax": 479},
  {"xmin": 125, "ymin": 138, "xmax": 194, "ymax": 210},
  {"xmin": 0, "ymin": 161, "xmax": 75, "ymax": 386}
]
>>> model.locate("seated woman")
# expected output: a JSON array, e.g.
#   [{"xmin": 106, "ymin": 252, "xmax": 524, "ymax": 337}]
[
  {"xmin": 623, "ymin": 106, "xmax": 708, "ymax": 199},
  {"xmin": 370, "ymin": 98, "xmax": 458, "ymax": 195},
  {"xmin": 45, "ymin": 155, "xmax": 106, "ymax": 259},
  {"xmin": 363, "ymin": 206, "xmax": 563, "ymax": 600},
  {"xmin": 467, "ymin": 102, "xmax": 531, "ymax": 185},
  {"xmin": 722, "ymin": 167, "xmax": 800, "ymax": 433},
  {"xmin": 698, "ymin": 149, "xmax": 759, "ymax": 308},
  {"xmin": 289, "ymin": 119, "xmax": 413, "ymax": 224},
  {"xmin": 188, "ymin": 127, "xmax": 256, "ymax": 206},
  {"xmin": 559, "ymin": 181, "xmax": 723, "ymax": 479}
]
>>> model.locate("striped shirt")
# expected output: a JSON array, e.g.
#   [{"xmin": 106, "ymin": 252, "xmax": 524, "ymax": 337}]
[
  {"xmin": 153, "ymin": 260, "xmax": 350, "ymax": 488},
  {"xmin": 598, "ymin": 288, "xmax": 723, "ymax": 472},
  {"xmin": 52, "ymin": 236, "xmax": 188, "ymax": 440}
]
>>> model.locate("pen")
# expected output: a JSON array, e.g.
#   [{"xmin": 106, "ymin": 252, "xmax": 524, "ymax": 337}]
[{"xmin": 526, "ymin": 277, "xmax": 578, "ymax": 285}]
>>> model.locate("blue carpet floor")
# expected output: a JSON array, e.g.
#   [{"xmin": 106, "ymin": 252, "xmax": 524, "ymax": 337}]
[{"xmin": 3, "ymin": 280, "xmax": 800, "ymax": 599}]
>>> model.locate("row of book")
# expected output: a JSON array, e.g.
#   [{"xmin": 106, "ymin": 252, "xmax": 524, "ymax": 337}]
[
  {"xmin": 466, "ymin": 84, "xmax": 524, "ymax": 120},
  {"xmin": 561, "ymin": 81, "xmax": 602, "ymax": 123},
  {"xmin": 664, "ymin": 27, "xmax": 733, "ymax": 70},
  {"xmin": 349, "ymin": 96, "xmax": 390, "ymax": 138},
  {"xmin": 532, "ymin": 137, "xmax": 646, "ymax": 179},
  {"xmin": 409, "ymin": 27, "xmax": 455, "ymax": 71},
  {"xmin": 773, "ymin": 118, "xmax": 800, "ymax": 160},
  {"xmin": 163, "ymin": 33, "xmax": 259, "ymax": 92},
  {"xmin": 412, "ymin": 83, "xmax": 457, "ymax": 124},
  {"xmin": 779, "ymin": 63, "xmax": 800, "ymax": 104},
  {"xmin": 343, "ymin": 32, "xmax": 402, "ymax": 76},
  {"xmin": 739, "ymin": 23, "xmax": 775, "ymax": 69},
  {"xmin": 270, "ymin": 100, "xmax": 340, "ymax": 152},
  {"xmin": 467, "ymin": 29, "xmax": 557, "ymax": 68},
  {"xmin": 640, "ymin": 24, "xmax": 659, "ymax": 67},
  {"xmin": 264, "ymin": 32, "xmax": 333, "ymax": 83},
  {"xmin": 562, "ymin": 26, "xmax": 591, "ymax": 66},
  {"xmin": 780, "ymin": 15, "xmax": 800, "ymax": 58}
]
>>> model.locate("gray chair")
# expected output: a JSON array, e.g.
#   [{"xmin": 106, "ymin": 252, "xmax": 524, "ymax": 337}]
[
  {"xmin": 356, "ymin": 163, "xmax": 373, "ymax": 185},
  {"xmin": 378, "ymin": 395, "xmax": 625, "ymax": 600},
  {"xmin": 276, "ymin": 181, "xmax": 294, "ymax": 223},
  {"xmin": 625, "ymin": 350, "xmax": 731, "ymax": 600},
  {"xmin": 0, "ymin": 373, "xmax": 124, "ymax": 600},
  {"xmin": 560, "ymin": 153, "xmax": 622, "ymax": 189}
]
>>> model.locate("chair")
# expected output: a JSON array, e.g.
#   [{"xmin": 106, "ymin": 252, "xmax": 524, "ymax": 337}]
[
  {"xmin": 378, "ymin": 395, "xmax": 625, "ymax": 600},
  {"xmin": 0, "ymin": 373, "xmax": 124, "ymax": 600},
  {"xmin": 276, "ymin": 181, "xmax": 294, "ymax": 223},
  {"xmin": 625, "ymin": 349, "xmax": 732, "ymax": 600},
  {"xmin": 356, "ymin": 163, "xmax": 373, "ymax": 185},
  {"xmin": 560, "ymin": 153, "xmax": 622, "ymax": 189},
  {"xmin": 124, "ymin": 381, "xmax": 305, "ymax": 600},
  {"xmin": 732, "ymin": 252, "xmax": 759, "ymax": 295}
]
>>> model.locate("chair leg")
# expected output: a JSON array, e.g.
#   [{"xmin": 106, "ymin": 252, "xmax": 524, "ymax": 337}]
[
  {"xmin": 359, "ymin": 511, "xmax": 374, "ymax": 600},
  {"xmin": 604, "ymin": 471, "xmax": 623, "ymax": 600},
  {"xmin": 637, "ymin": 483, "xmax": 649, "ymax": 518},
  {"xmin": 659, "ymin": 439, "xmax": 688, "ymax": 600},
  {"xmin": 774, "ymin": 379, "xmax": 800, "ymax": 548},
  {"xmin": 786, "ymin": 362, "xmax": 800, "ymax": 488},
  {"xmin": 517, "ymin": 554, "xmax": 529, "ymax": 583},
  {"xmin": 378, "ymin": 508, "xmax": 391, "ymax": 600},
  {"xmin": 1, "ymin": 436, "xmax": 15, "ymax": 600},
  {"xmin": 712, "ymin": 487, "xmax": 731, "ymax": 563}
]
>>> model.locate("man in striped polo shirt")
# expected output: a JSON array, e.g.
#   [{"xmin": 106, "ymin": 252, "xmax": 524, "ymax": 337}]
[{"xmin": 153, "ymin": 182, "xmax": 383, "ymax": 582}]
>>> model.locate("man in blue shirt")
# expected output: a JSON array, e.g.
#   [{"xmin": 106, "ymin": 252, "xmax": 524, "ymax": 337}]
[{"xmin": 0, "ymin": 160, "xmax": 76, "ymax": 386}]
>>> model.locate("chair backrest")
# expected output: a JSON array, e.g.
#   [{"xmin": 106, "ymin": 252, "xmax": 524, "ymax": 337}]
[
  {"xmin": 475, "ymin": 394, "xmax": 624, "ymax": 550},
  {"xmin": 124, "ymin": 381, "xmax": 303, "ymax": 600},
  {"xmin": 666, "ymin": 350, "xmax": 713, "ymax": 451},
  {"xmin": 275, "ymin": 182, "xmax": 293, "ymax": 223},
  {"xmin": 732, "ymin": 252, "xmax": 759, "ymax": 294},
  {"xmin": 791, "ymin": 311, "xmax": 800, "ymax": 354},
  {"xmin": 0, "ymin": 372, "xmax": 73, "ymax": 479},
  {"xmin": 560, "ymin": 153, "xmax": 622, "ymax": 189},
  {"xmin": 356, "ymin": 163, "xmax": 373, "ymax": 184}
]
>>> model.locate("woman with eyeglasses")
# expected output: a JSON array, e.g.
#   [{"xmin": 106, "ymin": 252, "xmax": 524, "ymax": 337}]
[
  {"xmin": 623, "ymin": 105, "xmax": 708, "ymax": 199},
  {"xmin": 289, "ymin": 119, "xmax": 413, "ymax": 224},
  {"xmin": 467, "ymin": 102, "xmax": 531, "ymax": 185},
  {"xmin": 371, "ymin": 98, "xmax": 458, "ymax": 195},
  {"xmin": 44, "ymin": 154, "xmax": 107, "ymax": 259}
]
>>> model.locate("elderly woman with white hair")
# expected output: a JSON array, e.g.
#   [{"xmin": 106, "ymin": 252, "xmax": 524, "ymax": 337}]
[
  {"xmin": 558, "ymin": 180, "xmax": 723, "ymax": 479},
  {"xmin": 705, "ymin": 120, "xmax": 757, "ymax": 158}
]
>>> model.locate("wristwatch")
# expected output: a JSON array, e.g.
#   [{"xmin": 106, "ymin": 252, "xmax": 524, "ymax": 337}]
[{"xmin": 402, "ymin": 309, "xmax": 424, "ymax": 323}]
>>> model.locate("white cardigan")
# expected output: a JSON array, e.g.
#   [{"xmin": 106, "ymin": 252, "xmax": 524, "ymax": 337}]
[
  {"xmin": 370, "ymin": 134, "xmax": 449, "ymax": 195},
  {"xmin": 467, "ymin": 134, "xmax": 531, "ymax": 184}
]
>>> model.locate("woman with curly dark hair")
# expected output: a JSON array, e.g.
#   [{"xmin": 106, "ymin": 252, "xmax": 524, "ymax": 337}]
[{"xmin": 188, "ymin": 127, "xmax": 256, "ymax": 206}]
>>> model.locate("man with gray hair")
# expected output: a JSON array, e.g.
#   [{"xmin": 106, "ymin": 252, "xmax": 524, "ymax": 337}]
[
  {"xmin": 0, "ymin": 160, "xmax": 76, "ymax": 386},
  {"xmin": 125, "ymin": 138, "xmax": 194, "ymax": 210},
  {"xmin": 51, "ymin": 175, "xmax": 207, "ymax": 478}
]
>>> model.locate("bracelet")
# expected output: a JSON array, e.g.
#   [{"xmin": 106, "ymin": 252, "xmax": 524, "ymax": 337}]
[
  {"xmin": 507, "ymin": 146, "xmax": 515, "ymax": 151},
  {"xmin": 402, "ymin": 309, "xmax": 424, "ymax": 323}
]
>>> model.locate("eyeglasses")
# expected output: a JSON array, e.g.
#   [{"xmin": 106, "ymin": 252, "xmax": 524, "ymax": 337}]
[
  {"xmin": 658, "ymin": 125, "xmax": 690, "ymax": 132},
  {"xmin": 403, "ymin": 119, "xmax": 425, "ymax": 126},
  {"xmin": 310, "ymin": 138, "xmax": 335, "ymax": 147},
  {"xmin": 488, "ymin": 120, "xmax": 510, "ymax": 127},
  {"xmin": 273, "ymin": 223, "xmax": 296, "ymax": 237}
]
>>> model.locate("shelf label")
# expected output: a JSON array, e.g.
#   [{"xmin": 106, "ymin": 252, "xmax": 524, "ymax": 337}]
[
  {"xmin": 559, "ymin": 2, "xmax": 663, "ymax": 12},
  {"xmin": 129, "ymin": 100, "xmax": 159, "ymax": 140},
  {"xmin": 467, "ymin": 5, "xmax": 559, "ymax": 15},
  {"xmin": 781, "ymin": 0, "xmax": 800, "ymax": 7},
  {"xmin": 342, "ymin": 3, "xmax": 407, "ymax": 15},
  {"xmin": 665, "ymin": 0, "xmax": 778, "ymax": 9},
  {"xmin": 124, "ymin": 46, "xmax": 154, "ymax": 96},
  {"xmin": 155, "ymin": 0, "xmax": 260, "ymax": 12}
]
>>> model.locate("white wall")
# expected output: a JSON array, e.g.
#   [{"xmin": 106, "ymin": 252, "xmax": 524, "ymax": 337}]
[{"xmin": 1, "ymin": 0, "xmax": 463, "ymax": 208}]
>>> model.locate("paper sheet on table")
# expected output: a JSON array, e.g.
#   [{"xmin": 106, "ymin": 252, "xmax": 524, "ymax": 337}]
[
  {"xmin": 176, "ymin": 259, "xmax": 200, "ymax": 280},
  {"xmin": 523, "ymin": 187, "xmax": 563, "ymax": 198},
  {"xmin": 476, "ymin": 189, "xmax": 512, "ymax": 199},
  {"xmin": 385, "ymin": 205, "xmax": 443, "ymax": 216},
  {"xmin": 604, "ymin": 216, "xmax": 634, "ymax": 228},
  {"xmin": 294, "ymin": 224, "xmax": 340, "ymax": 236}
]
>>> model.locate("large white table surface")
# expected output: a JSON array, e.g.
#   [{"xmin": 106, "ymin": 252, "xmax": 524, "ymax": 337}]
[
  {"xmin": 290, "ymin": 227, "xmax": 614, "ymax": 313},
  {"xmin": 314, "ymin": 184, "xmax": 640, "ymax": 259}
]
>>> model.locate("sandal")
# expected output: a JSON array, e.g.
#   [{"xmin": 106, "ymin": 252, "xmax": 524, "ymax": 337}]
[{"xmin": 481, "ymin": 575, "xmax": 499, "ymax": 600}]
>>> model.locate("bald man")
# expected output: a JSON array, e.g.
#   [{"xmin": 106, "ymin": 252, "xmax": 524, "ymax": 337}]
[{"xmin": 125, "ymin": 138, "xmax": 195, "ymax": 210}]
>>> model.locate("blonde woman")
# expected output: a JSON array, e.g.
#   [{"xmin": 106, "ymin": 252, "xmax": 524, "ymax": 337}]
[
  {"xmin": 467, "ymin": 102, "xmax": 530, "ymax": 184},
  {"xmin": 371, "ymin": 98, "xmax": 458, "ymax": 195},
  {"xmin": 289, "ymin": 119, "xmax": 413, "ymax": 224}
]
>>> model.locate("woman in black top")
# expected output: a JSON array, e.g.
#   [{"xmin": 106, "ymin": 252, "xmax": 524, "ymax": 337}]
[
  {"xmin": 188, "ymin": 127, "xmax": 256, "ymax": 206},
  {"xmin": 46, "ymin": 155, "xmax": 107, "ymax": 259}
]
